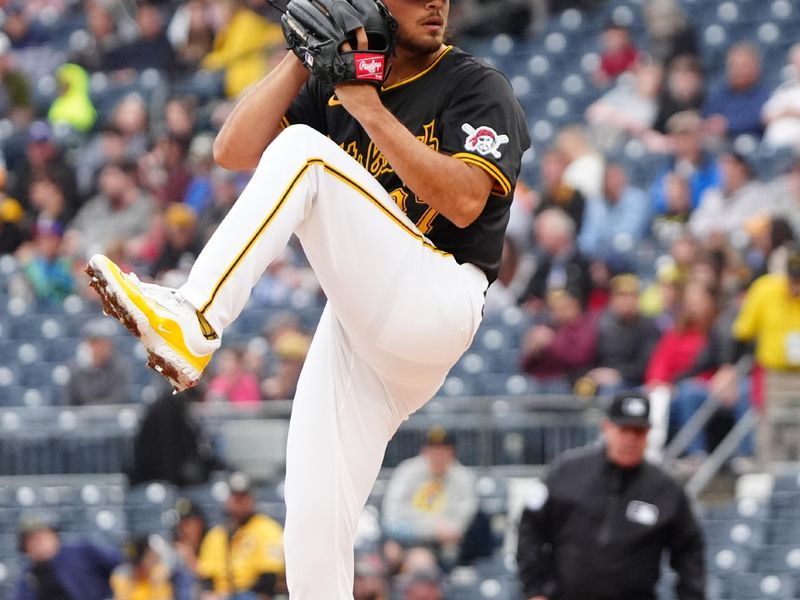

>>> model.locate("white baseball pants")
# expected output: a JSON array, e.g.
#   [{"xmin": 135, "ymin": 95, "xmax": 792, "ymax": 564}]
[{"xmin": 180, "ymin": 125, "xmax": 488, "ymax": 599}]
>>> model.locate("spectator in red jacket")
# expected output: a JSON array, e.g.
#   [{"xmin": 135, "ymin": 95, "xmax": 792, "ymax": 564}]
[
  {"xmin": 595, "ymin": 21, "xmax": 639, "ymax": 87},
  {"xmin": 645, "ymin": 281, "xmax": 717, "ymax": 387},
  {"xmin": 521, "ymin": 287, "xmax": 598, "ymax": 393}
]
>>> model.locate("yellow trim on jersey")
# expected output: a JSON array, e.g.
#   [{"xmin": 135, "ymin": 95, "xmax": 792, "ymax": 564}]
[
  {"xmin": 326, "ymin": 46, "xmax": 453, "ymax": 105},
  {"xmin": 452, "ymin": 152, "xmax": 511, "ymax": 196},
  {"xmin": 199, "ymin": 158, "xmax": 449, "ymax": 314},
  {"xmin": 382, "ymin": 46, "xmax": 453, "ymax": 91},
  {"xmin": 279, "ymin": 116, "xmax": 291, "ymax": 129}
]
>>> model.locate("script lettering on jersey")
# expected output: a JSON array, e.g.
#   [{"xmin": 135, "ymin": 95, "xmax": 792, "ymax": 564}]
[
  {"xmin": 339, "ymin": 119, "xmax": 440, "ymax": 175},
  {"xmin": 340, "ymin": 120, "xmax": 441, "ymax": 234}
]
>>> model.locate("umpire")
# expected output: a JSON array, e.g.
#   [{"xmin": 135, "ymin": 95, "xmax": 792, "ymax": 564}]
[{"xmin": 516, "ymin": 391, "xmax": 705, "ymax": 600}]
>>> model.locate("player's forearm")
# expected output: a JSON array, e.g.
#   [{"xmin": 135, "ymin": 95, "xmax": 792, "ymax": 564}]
[
  {"xmin": 214, "ymin": 53, "xmax": 310, "ymax": 172},
  {"xmin": 341, "ymin": 87, "xmax": 490, "ymax": 227}
]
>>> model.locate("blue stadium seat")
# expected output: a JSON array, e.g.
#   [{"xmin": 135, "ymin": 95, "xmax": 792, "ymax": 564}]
[
  {"xmin": 754, "ymin": 545, "xmax": 800, "ymax": 574},
  {"xmin": 707, "ymin": 546, "xmax": 751, "ymax": 574},
  {"xmin": 729, "ymin": 572, "xmax": 795, "ymax": 599}
]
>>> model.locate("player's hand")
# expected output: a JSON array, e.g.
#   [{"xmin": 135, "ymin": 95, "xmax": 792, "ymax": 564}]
[{"xmin": 334, "ymin": 28, "xmax": 384, "ymax": 121}]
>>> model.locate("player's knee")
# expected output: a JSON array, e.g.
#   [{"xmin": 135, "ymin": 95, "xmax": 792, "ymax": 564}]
[{"xmin": 274, "ymin": 123, "xmax": 320, "ymax": 150}]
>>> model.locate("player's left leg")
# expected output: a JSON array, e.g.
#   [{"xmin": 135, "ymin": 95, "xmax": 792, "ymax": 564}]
[{"xmin": 282, "ymin": 305, "xmax": 443, "ymax": 600}]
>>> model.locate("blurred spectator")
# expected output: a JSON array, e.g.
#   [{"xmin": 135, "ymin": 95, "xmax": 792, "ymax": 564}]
[
  {"xmin": 108, "ymin": 94, "xmax": 150, "ymax": 159},
  {"xmin": 703, "ymin": 43, "xmax": 770, "ymax": 139},
  {"xmin": 3, "ymin": 3, "xmax": 49, "ymax": 49},
  {"xmin": 183, "ymin": 133, "xmax": 217, "ymax": 212},
  {"xmin": 400, "ymin": 570, "xmax": 443, "ymax": 600},
  {"xmin": 381, "ymin": 427, "xmax": 478, "ymax": 571},
  {"xmin": 69, "ymin": 0, "xmax": 130, "ymax": 73},
  {"xmin": 353, "ymin": 553, "xmax": 389, "ymax": 600},
  {"xmin": 521, "ymin": 208, "xmax": 592, "ymax": 308},
  {"xmin": 578, "ymin": 163, "xmax": 650, "ymax": 270},
  {"xmin": 0, "ymin": 32, "xmax": 33, "ymax": 126},
  {"xmin": 516, "ymin": 392, "xmax": 705, "ymax": 600},
  {"xmin": 643, "ymin": 0, "xmax": 699, "ymax": 67},
  {"xmin": 260, "ymin": 329, "xmax": 310, "ymax": 400},
  {"xmin": 47, "ymin": 63, "xmax": 97, "ymax": 133},
  {"xmin": 10, "ymin": 121, "xmax": 79, "ymax": 217},
  {"xmin": 140, "ymin": 133, "xmax": 193, "ymax": 205},
  {"xmin": 64, "ymin": 318, "xmax": 133, "ymax": 405},
  {"xmin": 75, "ymin": 126, "xmax": 131, "ymax": 197},
  {"xmin": 555, "ymin": 125, "xmax": 605, "ymax": 201},
  {"xmin": 532, "ymin": 148, "xmax": 585, "ymax": 232},
  {"xmin": 689, "ymin": 151, "xmax": 771, "ymax": 241},
  {"xmin": 14, "ymin": 514, "xmax": 121, "ymax": 600},
  {"xmin": 197, "ymin": 471, "xmax": 285, "ymax": 599},
  {"xmin": 129, "ymin": 384, "xmax": 222, "ymax": 487},
  {"xmin": 173, "ymin": 498, "xmax": 208, "ymax": 574},
  {"xmin": 584, "ymin": 274, "xmax": 661, "ymax": 395},
  {"xmin": 654, "ymin": 55, "xmax": 705, "ymax": 134},
  {"xmin": 28, "ymin": 172, "xmax": 73, "ymax": 224},
  {"xmin": 768, "ymin": 158, "xmax": 800, "ymax": 234},
  {"xmin": 167, "ymin": 0, "xmax": 216, "ymax": 71},
  {"xmin": 646, "ymin": 281, "xmax": 717, "ymax": 388},
  {"xmin": 110, "ymin": 536, "xmax": 194, "ymax": 600},
  {"xmin": 651, "ymin": 172, "xmax": 692, "ymax": 246},
  {"xmin": 586, "ymin": 63, "xmax": 662, "ymax": 152},
  {"xmin": 106, "ymin": 1, "xmax": 177, "ymax": 77},
  {"xmin": 651, "ymin": 111, "xmax": 721, "ymax": 214},
  {"xmin": 748, "ymin": 216, "xmax": 797, "ymax": 279},
  {"xmin": 208, "ymin": 346, "xmax": 261, "ymax": 403},
  {"xmin": 671, "ymin": 304, "xmax": 754, "ymax": 460},
  {"xmin": 148, "ymin": 203, "xmax": 203, "ymax": 282},
  {"xmin": 484, "ymin": 236, "xmax": 521, "ymax": 314},
  {"xmin": 0, "ymin": 197, "xmax": 26, "ymax": 254},
  {"xmin": 521, "ymin": 287, "xmax": 598, "ymax": 392},
  {"xmin": 762, "ymin": 43, "xmax": 800, "ymax": 149},
  {"xmin": 594, "ymin": 21, "xmax": 639, "ymax": 86},
  {"xmin": 201, "ymin": 0, "xmax": 284, "ymax": 98},
  {"xmin": 164, "ymin": 96, "xmax": 199, "ymax": 139},
  {"xmin": 732, "ymin": 244, "xmax": 800, "ymax": 463},
  {"xmin": 198, "ymin": 166, "xmax": 243, "ymax": 241},
  {"xmin": 66, "ymin": 159, "xmax": 155, "ymax": 259},
  {"xmin": 15, "ymin": 219, "xmax": 74, "ymax": 305},
  {"xmin": 505, "ymin": 179, "xmax": 537, "ymax": 250}
]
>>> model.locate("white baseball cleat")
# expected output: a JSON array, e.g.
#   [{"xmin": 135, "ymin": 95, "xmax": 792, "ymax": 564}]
[{"xmin": 85, "ymin": 254, "xmax": 220, "ymax": 392}]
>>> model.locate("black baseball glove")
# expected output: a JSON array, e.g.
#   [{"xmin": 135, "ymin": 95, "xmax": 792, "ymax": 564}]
[{"xmin": 279, "ymin": 0, "xmax": 397, "ymax": 87}]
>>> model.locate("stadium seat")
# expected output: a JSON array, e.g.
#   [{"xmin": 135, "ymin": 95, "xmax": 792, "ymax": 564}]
[{"xmin": 729, "ymin": 572, "xmax": 796, "ymax": 599}]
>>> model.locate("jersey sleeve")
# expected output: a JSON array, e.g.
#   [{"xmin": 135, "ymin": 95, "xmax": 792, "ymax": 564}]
[
  {"xmin": 439, "ymin": 66, "xmax": 529, "ymax": 196},
  {"xmin": 282, "ymin": 78, "xmax": 329, "ymax": 134}
]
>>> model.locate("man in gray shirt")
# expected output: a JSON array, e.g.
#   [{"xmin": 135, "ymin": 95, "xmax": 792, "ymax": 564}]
[{"xmin": 382, "ymin": 426, "xmax": 477, "ymax": 569}]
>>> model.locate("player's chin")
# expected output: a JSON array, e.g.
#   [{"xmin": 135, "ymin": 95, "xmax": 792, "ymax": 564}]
[{"xmin": 403, "ymin": 31, "xmax": 444, "ymax": 54}]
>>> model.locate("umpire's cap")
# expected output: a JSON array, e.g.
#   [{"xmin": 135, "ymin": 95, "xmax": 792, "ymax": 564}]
[{"xmin": 606, "ymin": 391, "xmax": 651, "ymax": 428}]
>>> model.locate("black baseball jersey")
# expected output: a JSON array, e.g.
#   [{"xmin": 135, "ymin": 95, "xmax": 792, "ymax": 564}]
[{"xmin": 283, "ymin": 45, "xmax": 530, "ymax": 283}]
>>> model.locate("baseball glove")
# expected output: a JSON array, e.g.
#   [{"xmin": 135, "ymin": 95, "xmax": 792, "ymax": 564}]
[{"xmin": 279, "ymin": 0, "xmax": 397, "ymax": 87}]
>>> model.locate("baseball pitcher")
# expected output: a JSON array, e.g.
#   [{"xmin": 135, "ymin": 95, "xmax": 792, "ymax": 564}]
[{"xmin": 86, "ymin": 0, "xmax": 529, "ymax": 596}]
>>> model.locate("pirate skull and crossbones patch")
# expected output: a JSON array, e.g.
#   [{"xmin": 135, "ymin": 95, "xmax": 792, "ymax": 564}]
[{"xmin": 461, "ymin": 123, "xmax": 509, "ymax": 158}]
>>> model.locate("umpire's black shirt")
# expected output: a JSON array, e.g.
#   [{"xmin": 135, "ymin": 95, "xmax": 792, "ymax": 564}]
[{"xmin": 516, "ymin": 445, "xmax": 705, "ymax": 600}]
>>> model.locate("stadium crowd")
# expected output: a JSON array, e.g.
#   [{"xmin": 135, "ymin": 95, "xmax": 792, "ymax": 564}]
[{"xmin": 2, "ymin": 0, "xmax": 800, "ymax": 597}]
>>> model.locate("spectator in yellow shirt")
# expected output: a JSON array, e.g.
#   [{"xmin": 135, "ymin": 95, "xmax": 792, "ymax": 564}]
[
  {"xmin": 201, "ymin": 0, "xmax": 284, "ymax": 97},
  {"xmin": 111, "ymin": 536, "xmax": 194, "ymax": 600},
  {"xmin": 733, "ymin": 243, "xmax": 800, "ymax": 462},
  {"xmin": 197, "ymin": 472, "xmax": 284, "ymax": 599}
]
